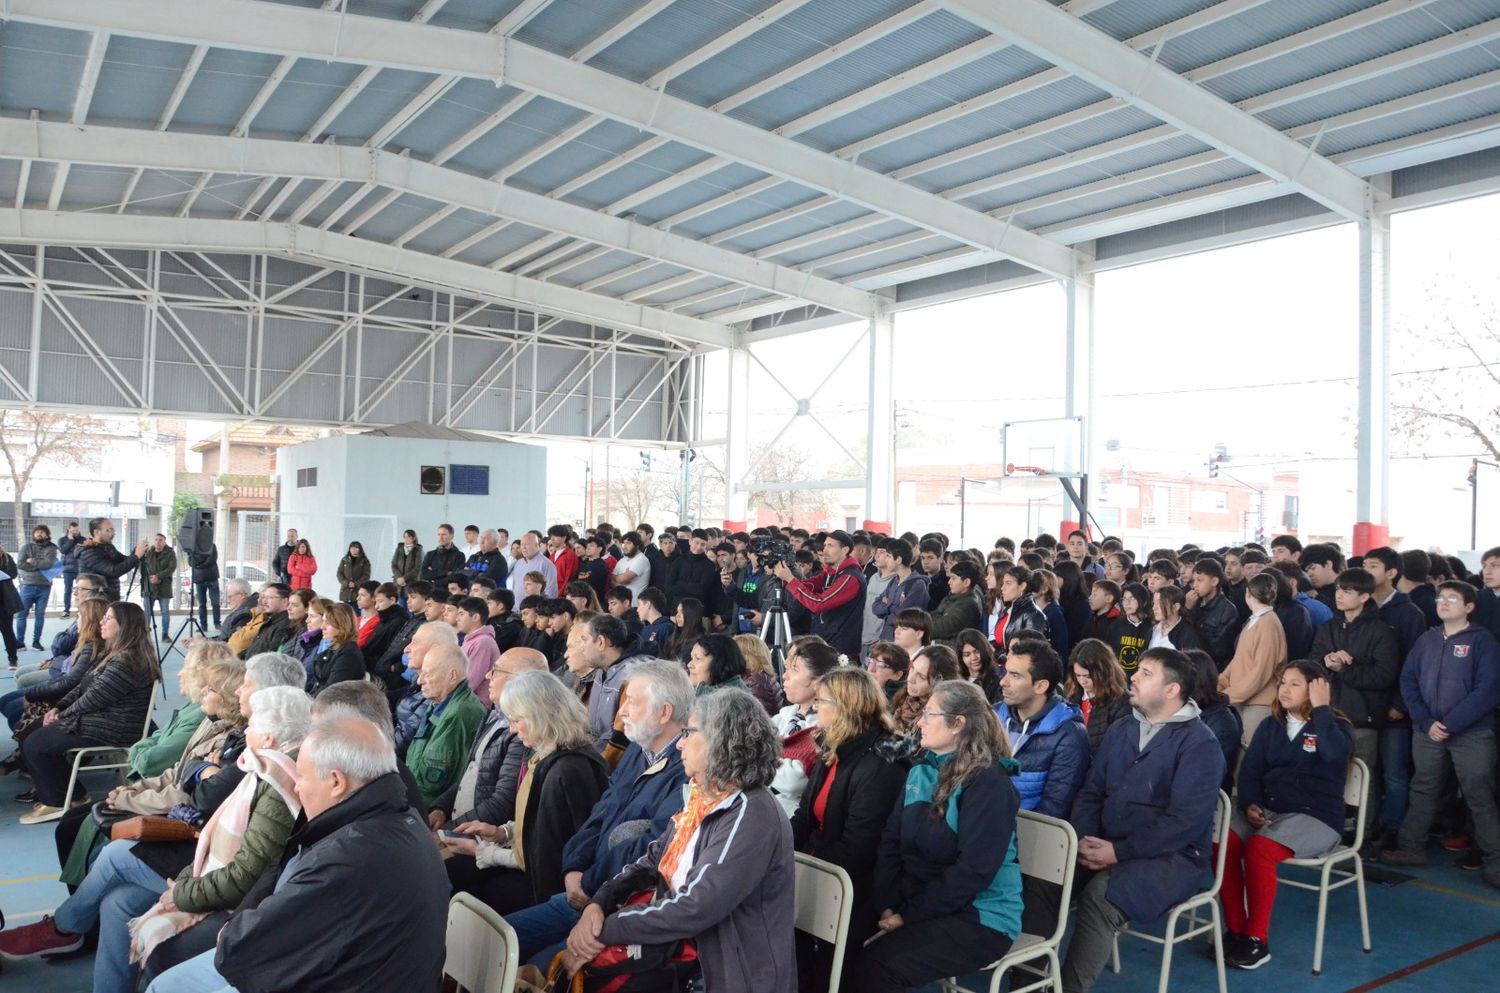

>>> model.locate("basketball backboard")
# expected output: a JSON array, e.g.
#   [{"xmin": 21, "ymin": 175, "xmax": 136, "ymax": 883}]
[{"xmin": 1001, "ymin": 416, "xmax": 1084, "ymax": 477}]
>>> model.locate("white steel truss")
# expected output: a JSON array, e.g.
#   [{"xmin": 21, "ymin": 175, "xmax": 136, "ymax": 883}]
[{"xmin": 0, "ymin": 242, "xmax": 694, "ymax": 441}]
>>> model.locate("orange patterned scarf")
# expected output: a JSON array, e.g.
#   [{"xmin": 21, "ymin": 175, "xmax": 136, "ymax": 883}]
[{"xmin": 657, "ymin": 783, "xmax": 727, "ymax": 891}]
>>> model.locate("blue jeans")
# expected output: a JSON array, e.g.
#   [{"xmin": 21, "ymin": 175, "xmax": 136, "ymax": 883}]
[
  {"xmin": 145, "ymin": 947, "xmax": 238, "ymax": 993},
  {"xmin": 196, "ymin": 582, "xmax": 221, "ymax": 630},
  {"xmin": 55, "ymin": 839, "xmax": 169, "ymax": 993},
  {"xmin": 145, "ymin": 597, "xmax": 172, "ymax": 637},
  {"xmin": 1380, "ymin": 724, "xmax": 1413, "ymax": 833},
  {"xmin": 504, "ymin": 890, "xmax": 583, "ymax": 965},
  {"xmin": 16, "ymin": 583, "xmax": 50, "ymax": 643},
  {"xmin": 62, "ymin": 570, "xmax": 76, "ymax": 612}
]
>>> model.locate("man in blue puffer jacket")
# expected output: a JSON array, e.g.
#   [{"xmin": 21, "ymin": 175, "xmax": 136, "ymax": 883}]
[
  {"xmin": 502, "ymin": 660, "xmax": 691, "ymax": 964},
  {"xmin": 995, "ymin": 641, "xmax": 1090, "ymax": 819},
  {"xmin": 1062, "ymin": 647, "xmax": 1225, "ymax": 993}
]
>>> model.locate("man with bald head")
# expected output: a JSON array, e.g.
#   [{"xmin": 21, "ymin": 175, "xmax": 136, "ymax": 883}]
[
  {"xmin": 406, "ymin": 643, "xmax": 486, "ymax": 807},
  {"xmin": 428, "ymin": 646, "xmax": 547, "ymax": 832},
  {"xmin": 393, "ymin": 621, "xmax": 459, "ymax": 758},
  {"xmin": 145, "ymin": 715, "xmax": 448, "ymax": 993}
]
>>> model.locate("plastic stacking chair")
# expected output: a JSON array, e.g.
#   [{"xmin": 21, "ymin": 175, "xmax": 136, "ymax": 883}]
[
  {"xmin": 942, "ymin": 809, "xmax": 1079, "ymax": 993},
  {"xmin": 443, "ymin": 892, "xmax": 519, "ymax": 993},
  {"xmin": 1278, "ymin": 757, "xmax": 1373, "ymax": 974},
  {"xmin": 62, "ymin": 680, "xmax": 161, "ymax": 807},
  {"xmin": 794, "ymin": 853, "xmax": 855, "ymax": 993},
  {"xmin": 1110, "ymin": 790, "xmax": 1232, "ymax": 993}
]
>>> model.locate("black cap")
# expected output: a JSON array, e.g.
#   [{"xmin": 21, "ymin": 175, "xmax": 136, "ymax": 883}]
[{"xmin": 826, "ymin": 529, "xmax": 855, "ymax": 551}]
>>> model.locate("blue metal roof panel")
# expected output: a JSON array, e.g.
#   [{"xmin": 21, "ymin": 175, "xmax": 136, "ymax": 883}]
[
  {"xmin": 1019, "ymin": 158, "xmax": 1259, "ymax": 229},
  {"xmin": 1318, "ymin": 88, "xmax": 1500, "ymax": 156},
  {"xmin": 1155, "ymin": 0, "xmax": 1377, "ymax": 76},
  {"xmin": 0, "ymin": 22, "xmax": 96, "ymax": 119},
  {"xmin": 247, "ymin": 60, "xmax": 375, "ymax": 139},
  {"xmin": 771, "ymin": 218, "xmax": 923, "ymax": 267},
  {"xmin": 301, "ymin": 67, "xmax": 447, "ymax": 145},
  {"xmin": 587, "ymin": 0, "xmax": 755, "ymax": 84},
  {"xmin": 1080, "ymin": 0, "xmax": 1235, "ymax": 43},
  {"xmin": 518, "ymin": 0, "xmax": 663, "ymax": 59},
  {"xmin": 1258, "ymin": 48, "xmax": 1500, "ymax": 130},
  {"xmin": 87, "ymin": 37, "xmax": 196, "ymax": 126}
]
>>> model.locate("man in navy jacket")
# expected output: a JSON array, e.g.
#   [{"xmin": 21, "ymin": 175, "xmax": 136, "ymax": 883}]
[
  {"xmin": 502, "ymin": 660, "xmax": 691, "ymax": 963},
  {"xmin": 1061, "ymin": 647, "xmax": 1225, "ymax": 993},
  {"xmin": 1383, "ymin": 581, "xmax": 1500, "ymax": 889}
]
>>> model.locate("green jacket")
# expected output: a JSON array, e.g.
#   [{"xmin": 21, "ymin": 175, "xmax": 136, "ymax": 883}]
[
  {"xmin": 173, "ymin": 778, "xmax": 297, "ymax": 914},
  {"xmin": 140, "ymin": 546, "xmax": 178, "ymax": 600},
  {"xmin": 128, "ymin": 701, "xmax": 204, "ymax": 779},
  {"xmin": 406, "ymin": 682, "xmax": 486, "ymax": 808}
]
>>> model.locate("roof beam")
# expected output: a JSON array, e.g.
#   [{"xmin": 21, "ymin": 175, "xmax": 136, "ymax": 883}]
[
  {"xmin": 0, "ymin": 209, "xmax": 734, "ymax": 348},
  {"xmin": 0, "ymin": 118, "xmax": 877, "ymax": 319},
  {"xmin": 934, "ymin": 0, "xmax": 1375, "ymax": 221},
  {"xmin": 8, "ymin": 0, "xmax": 1076, "ymax": 279}
]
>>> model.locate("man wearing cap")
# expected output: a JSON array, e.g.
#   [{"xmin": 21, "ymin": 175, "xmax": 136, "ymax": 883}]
[{"xmin": 774, "ymin": 531, "xmax": 867, "ymax": 659}]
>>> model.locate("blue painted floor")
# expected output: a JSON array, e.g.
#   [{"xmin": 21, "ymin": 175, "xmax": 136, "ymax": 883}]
[{"xmin": 1, "ymin": 614, "xmax": 1497, "ymax": 992}]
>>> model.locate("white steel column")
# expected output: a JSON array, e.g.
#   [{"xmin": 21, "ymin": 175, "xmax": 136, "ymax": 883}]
[
  {"xmin": 1354, "ymin": 196, "xmax": 1392, "ymax": 553},
  {"xmin": 724, "ymin": 347, "xmax": 751, "ymax": 524},
  {"xmin": 1064, "ymin": 264, "xmax": 1096, "ymax": 533},
  {"xmin": 865, "ymin": 310, "xmax": 896, "ymax": 527}
]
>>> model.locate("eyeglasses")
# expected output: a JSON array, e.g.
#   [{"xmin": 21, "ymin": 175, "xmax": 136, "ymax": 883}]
[
  {"xmin": 679, "ymin": 726, "xmax": 702, "ymax": 738},
  {"xmin": 489, "ymin": 667, "xmax": 524, "ymax": 677},
  {"xmin": 813, "ymin": 697, "xmax": 836, "ymax": 707},
  {"xmin": 1436, "ymin": 595, "xmax": 1465, "ymax": 605},
  {"xmin": 918, "ymin": 710, "xmax": 956, "ymax": 723},
  {"xmin": 868, "ymin": 660, "xmax": 893, "ymax": 671}
]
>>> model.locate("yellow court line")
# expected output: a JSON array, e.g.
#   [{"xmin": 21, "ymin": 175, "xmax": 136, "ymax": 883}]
[
  {"xmin": 0, "ymin": 873, "xmax": 59, "ymax": 887},
  {"xmin": 1410, "ymin": 879, "xmax": 1500, "ymax": 910}
]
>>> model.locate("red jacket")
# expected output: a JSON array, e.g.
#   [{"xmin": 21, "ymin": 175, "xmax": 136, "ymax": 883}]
[
  {"xmin": 288, "ymin": 553, "xmax": 318, "ymax": 590},
  {"xmin": 551, "ymin": 546, "xmax": 579, "ymax": 591},
  {"xmin": 784, "ymin": 556, "xmax": 867, "ymax": 659}
]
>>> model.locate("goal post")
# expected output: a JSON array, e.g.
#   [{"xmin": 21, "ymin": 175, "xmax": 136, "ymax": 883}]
[{"xmin": 235, "ymin": 511, "xmax": 399, "ymax": 601}]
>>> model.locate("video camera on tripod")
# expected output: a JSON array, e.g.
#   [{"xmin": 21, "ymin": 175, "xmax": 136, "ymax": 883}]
[{"xmin": 748, "ymin": 535, "xmax": 793, "ymax": 572}]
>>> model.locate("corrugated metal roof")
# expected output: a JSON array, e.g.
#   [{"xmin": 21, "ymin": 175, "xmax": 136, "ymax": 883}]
[{"xmin": 1, "ymin": 0, "xmax": 1498, "ymax": 346}]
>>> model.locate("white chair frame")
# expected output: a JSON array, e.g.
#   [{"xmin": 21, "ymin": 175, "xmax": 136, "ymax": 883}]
[
  {"xmin": 443, "ymin": 891, "xmax": 519, "ymax": 993},
  {"xmin": 1110, "ymin": 790, "xmax": 1232, "ymax": 993},
  {"xmin": 62, "ymin": 680, "xmax": 161, "ymax": 808},
  {"xmin": 794, "ymin": 852, "xmax": 855, "ymax": 993},
  {"xmin": 941, "ymin": 809, "xmax": 1079, "ymax": 993},
  {"xmin": 1278, "ymin": 757, "xmax": 1373, "ymax": 974}
]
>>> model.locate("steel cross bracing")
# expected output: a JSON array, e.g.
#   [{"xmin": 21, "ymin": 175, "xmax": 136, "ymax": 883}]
[{"xmin": 0, "ymin": 243, "xmax": 694, "ymax": 442}]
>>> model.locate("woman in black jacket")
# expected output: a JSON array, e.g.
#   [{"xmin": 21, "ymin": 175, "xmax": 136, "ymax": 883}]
[
  {"xmin": 1185, "ymin": 650, "xmax": 1243, "ymax": 789},
  {"xmin": 309, "ymin": 602, "xmax": 366, "ymax": 694},
  {"xmin": 792, "ymin": 667, "xmax": 910, "ymax": 993},
  {"xmin": 359, "ymin": 583, "xmax": 408, "ymax": 672},
  {"xmin": 1065, "ymin": 638, "xmax": 1132, "ymax": 757},
  {"xmin": 443, "ymin": 670, "xmax": 608, "ymax": 914},
  {"xmin": 957, "ymin": 629, "xmax": 1002, "ymax": 704},
  {"xmin": 1150, "ymin": 584, "xmax": 1205, "ymax": 652},
  {"xmin": 20, "ymin": 601, "xmax": 160, "ymax": 823}
]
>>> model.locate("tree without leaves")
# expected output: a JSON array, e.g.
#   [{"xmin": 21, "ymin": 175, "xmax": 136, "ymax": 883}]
[
  {"xmin": 744, "ymin": 443, "xmax": 833, "ymax": 527},
  {"xmin": 1391, "ymin": 290, "xmax": 1500, "ymax": 461},
  {"xmin": 0, "ymin": 410, "xmax": 108, "ymax": 548},
  {"xmin": 599, "ymin": 470, "xmax": 676, "ymax": 530}
]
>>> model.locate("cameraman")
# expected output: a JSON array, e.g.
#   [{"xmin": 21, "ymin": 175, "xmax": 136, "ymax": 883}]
[{"xmin": 773, "ymin": 530, "xmax": 866, "ymax": 659}]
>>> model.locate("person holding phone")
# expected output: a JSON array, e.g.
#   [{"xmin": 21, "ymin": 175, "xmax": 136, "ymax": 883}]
[{"xmin": 1219, "ymin": 660, "xmax": 1354, "ymax": 970}]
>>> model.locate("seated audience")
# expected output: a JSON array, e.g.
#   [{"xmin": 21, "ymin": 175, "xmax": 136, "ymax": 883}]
[
  {"xmin": 1148, "ymin": 584, "xmax": 1204, "ymax": 653},
  {"xmin": 957, "ymin": 628, "xmax": 1002, "ymax": 704},
  {"xmin": 1107, "ymin": 582, "xmax": 1153, "ymax": 674},
  {"xmin": 773, "ymin": 636, "xmax": 843, "ymax": 817},
  {"xmin": 1187, "ymin": 559, "xmax": 1241, "ymax": 669},
  {"xmin": 18, "ymin": 601, "xmax": 160, "ymax": 824},
  {"xmin": 392, "ymin": 622, "xmax": 458, "ymax": 757},
  {"xmin": 370, "ymin": 580, "xmax": 431, "ymax": 690},
  {"xmin": 503, "ymin": 660, "xmax": 692, "ymax": 965},
  {"xmin": 0, "ymin": 686, "xmax": 309, "ymax": 993},
  {"xmin": 443, "ymin": 671, "xmax": 609, "ymax": 914},
  {"xmin": 792, "ymin": 667, "xmax": 909, "ymax": 990},
  {"xmin": 576, "ymin": 613, "xmax": 651, "ymax": 757},
  {"xmin": 562, "ymin": 687, "xmax": 794, "ymax": 993},
  {"xmin": 428, "ymin": 647, "xmax": 548, "ymax": 832},
  {"xmin": 996, "ymin": 640, "xmax": 1090, "ymax": 819},
  {"xmin": 144, "ymin": 711, "xmax": 450, "ymax": 993},
  {"xmin": 735, "ymin": 633, "xmax": 784, "ymax": 715},
  {"xmin": 890, "ymin": 644, "xmax": 961, "ymax": 735},
  {"xmin": 866, "ymin": 639, "xmax": 910, "ymax": 701},
  {"xmin": 405, "ymin": 643, "xmax": 486, "ymax": 808},
  {"xmin": 455, "ymin": 595, "xmax": 501, "ymax": 706},
  {"xmin": 127, "ymin": 641, "xmax": 232, "ymax": 779},
  {"xmin": 688, "ymin": 633, "xmax": 749, "ymax": 696},
  {"xmin": 307, "ymin": 602, "xmax": 365, "ymax": 695},
  {"xmin": 853, "ymin": 681, "xmax": 1022, "ymax": 993},
  {"xmin": 1066, "ymin": 639, "xmax": 1132, "ymax": 757},
  {"xmin": 358, "ymin": 583, "xmax": 408, "ymax": 672},
  {"xmin": 1221, "ymin": 660, "xmax": 1353, "ymax": 969},
  {"xmin": 1061, "ymin": 647, "xmax": 1225, "ymax": 993}
]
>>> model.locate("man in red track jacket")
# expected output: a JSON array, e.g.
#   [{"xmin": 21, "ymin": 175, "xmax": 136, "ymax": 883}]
[
  {"xmin": 775, "ymin": 530, "xmax": 867, "ymax": 659},
  {"xmin": 548, "ymin": 524, "xmax": 580, "ymax": 592}
]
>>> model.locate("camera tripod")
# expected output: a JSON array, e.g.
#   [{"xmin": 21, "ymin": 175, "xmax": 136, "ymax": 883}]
[{"xmin": 758, "ymin": 585, "xmax": 793, "ymax": 677}]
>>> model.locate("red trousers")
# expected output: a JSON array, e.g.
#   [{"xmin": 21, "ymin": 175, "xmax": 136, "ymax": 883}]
[{"xmin": 1218, "ymin": 831, "xmax": 1293, "ymax": 941}]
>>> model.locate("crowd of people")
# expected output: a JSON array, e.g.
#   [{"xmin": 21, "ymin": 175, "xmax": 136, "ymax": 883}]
[{"xmin": 0, "ymin": 515, "xmax": 1497, "ymax": 993}]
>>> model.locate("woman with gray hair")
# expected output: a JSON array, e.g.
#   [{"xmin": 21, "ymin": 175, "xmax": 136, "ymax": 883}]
[
  {"xmin": 564, "ymin": 688, "xmax": 795, "ymax": 993},
  {"xmin": 442, "ymin": 670, "xmax": 609, "ymax": 915}
]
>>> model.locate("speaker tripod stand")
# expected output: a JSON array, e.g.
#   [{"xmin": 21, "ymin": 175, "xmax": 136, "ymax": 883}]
[{"xmin": 155, "ymin": 545, "xmax": 210, "ymax": 661}]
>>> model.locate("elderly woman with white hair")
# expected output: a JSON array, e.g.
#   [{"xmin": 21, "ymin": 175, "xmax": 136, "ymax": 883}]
[
  {"xmin": 442, "ymin": 670, "xmax": 609, "ymax": 915},
  {"xmin": 564, "ymin": 688, "xmax": 796, "ymax": 993},
  {"xmin": 0, "ymin": 686, "xmax": 310, "ymax": 993}
]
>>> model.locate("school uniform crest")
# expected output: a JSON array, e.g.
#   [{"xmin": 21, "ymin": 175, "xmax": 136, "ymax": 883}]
[{"xmin": 1453, "ymin": 644, "xmax": 1470, "ymax": 658}]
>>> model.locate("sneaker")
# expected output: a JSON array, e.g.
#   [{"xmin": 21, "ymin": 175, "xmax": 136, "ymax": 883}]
[
  {"xmin": 28, "ymin": 641, "xmax": 42, "ymax": 651},
  {"xmin": 1442, "ymin": 834, "xmax": 1474, "ymax": 852},
  {"xmin": 19, "ymin": 803, "xmax": 66, "ymax": 825},
  {"xmin": 1380, "ymin": 849, "xmax": 1428, "ymax": 867},
  {"xmin": 0, "ymin": 915, "xmax": 84, "ymax": 960},
  {"xmin": 1457, "ymin": 849, "xmax": 1483, "ymax": 871},
  {"xmin": 1208, "ymin": 930, "xmax": 1248, "ymax": 961},
  {"xmin": 14, "ymin": 787, "xmax": 35, "ymax": 804},
  {"xmin": 1229, "ymin": 937, "xmax": 1272, "ymax": 970}
]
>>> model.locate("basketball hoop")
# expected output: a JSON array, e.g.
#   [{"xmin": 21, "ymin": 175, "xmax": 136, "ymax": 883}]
[{"xmin": 1006, "ymin": 464, "xmax": 1047, "ymax": 476}]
